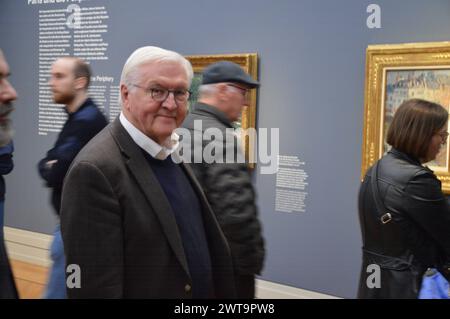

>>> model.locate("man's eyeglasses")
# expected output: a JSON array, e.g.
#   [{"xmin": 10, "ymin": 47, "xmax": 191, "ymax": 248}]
[
  {"xmin": 226, "ymin": 83, "xmax": 249, "ymax": 98},
  {"xmin": 131, "ymin": 84, "xmax": 191, "ymax": 103}
]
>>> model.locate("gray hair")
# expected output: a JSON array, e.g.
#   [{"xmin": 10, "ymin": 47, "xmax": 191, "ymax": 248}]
[{"xmin": 119, "ymin": 46, "xmax": 193, "ymax": 106}]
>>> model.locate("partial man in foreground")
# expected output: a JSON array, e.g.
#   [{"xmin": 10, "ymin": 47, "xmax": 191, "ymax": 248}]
[{"xmin": 0, "ymin": 49, "xmax": 18, "ymax": 299}]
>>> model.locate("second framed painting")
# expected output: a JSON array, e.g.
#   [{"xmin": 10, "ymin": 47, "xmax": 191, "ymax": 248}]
[
  {"xmin": 185, "ymin": 53, "xmax": 258, "ymax": 167},
  {"xmin": 361, "ymin": 41, "xmax": 450, "ymax": 193}
]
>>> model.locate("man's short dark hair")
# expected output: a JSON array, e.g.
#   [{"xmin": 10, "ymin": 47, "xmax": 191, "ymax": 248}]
[
  {"xmin": 387, "ymin": 98, "xmax": 448, "ymax": 159},
  {"xmin": 73, "ymin": 58, "xmax": 91, "ymax": 89}
]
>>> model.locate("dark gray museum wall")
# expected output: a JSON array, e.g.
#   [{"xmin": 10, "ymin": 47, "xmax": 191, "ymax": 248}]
[{"xmin": 1, "ymin": 0, "xmax": 450, "ymax": 298}]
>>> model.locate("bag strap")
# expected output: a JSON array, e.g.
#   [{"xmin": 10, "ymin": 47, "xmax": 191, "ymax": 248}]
[{"xmin": 370, "ymin": 161, "xmax": 393, "ymax": 224}]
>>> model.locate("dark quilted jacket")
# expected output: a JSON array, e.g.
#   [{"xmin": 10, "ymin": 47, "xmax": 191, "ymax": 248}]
[{"xmin": 180, "ymin": 102, "xmax": 265, "ymax": 275}]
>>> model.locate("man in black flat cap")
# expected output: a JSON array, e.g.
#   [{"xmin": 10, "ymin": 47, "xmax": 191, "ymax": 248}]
[{"xmin": 181, "ymin": 61, "xmax": 265, "ymax": 298}]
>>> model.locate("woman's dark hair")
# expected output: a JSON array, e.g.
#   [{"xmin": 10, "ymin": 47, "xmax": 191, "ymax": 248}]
[{"xmin": 387, "ymin": 98, "xmax": 448, "ymax": 159}]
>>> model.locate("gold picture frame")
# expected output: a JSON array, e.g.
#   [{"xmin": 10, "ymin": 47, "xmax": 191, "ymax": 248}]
[
  {"xmin": 361, "ymin": 42, "xmax": 450, "ymax": 193},
  {"xmin": 185, "ymin": 53, "xmax": 258, "ymax": 167}
]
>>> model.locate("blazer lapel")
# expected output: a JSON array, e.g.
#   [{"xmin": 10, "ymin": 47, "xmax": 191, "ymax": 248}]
[{"xmin": 109, "ymin": 119, "xmax": 190, "ymax": 277}]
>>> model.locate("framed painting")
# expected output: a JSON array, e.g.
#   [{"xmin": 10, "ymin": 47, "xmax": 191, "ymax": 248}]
[
  {"xmin": 185, "ymin": 53, "xmax": 258, "ymax": 167},
  {"xmin": 361, "ymin": 42, "xmax": 450, "ymax": 193}
]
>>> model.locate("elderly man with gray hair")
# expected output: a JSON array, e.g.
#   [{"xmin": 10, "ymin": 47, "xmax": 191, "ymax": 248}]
[{"xmin": 60, "ymin": 46, "xmax": 235, "ymax": 298}]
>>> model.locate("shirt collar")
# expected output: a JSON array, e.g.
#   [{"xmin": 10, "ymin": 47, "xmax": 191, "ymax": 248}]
[{"xmin": 119, "ymin": 112, "xmax": 179, "ymax": 160}]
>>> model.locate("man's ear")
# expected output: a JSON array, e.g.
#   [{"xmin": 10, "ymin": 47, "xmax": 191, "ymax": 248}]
[
  {"xmin": 121, "ymin": 84, "xmax": 130, "ymax": 110},
  {"xmin": 217, "ymin": 83, "xmax": 228, "ymax": 101},
  {"xmin": 74, "ymin": 77, "xmax": 88, "ymax": 91}
]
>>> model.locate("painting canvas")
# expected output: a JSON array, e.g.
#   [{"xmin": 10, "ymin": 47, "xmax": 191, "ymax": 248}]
[{"xmin": 383, "ymin": 69, "xmax": 450, "ymax": 171}]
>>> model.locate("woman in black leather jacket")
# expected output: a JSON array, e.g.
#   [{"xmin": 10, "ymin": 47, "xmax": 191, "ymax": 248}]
[{"xmin": 358, "ymin": 98, "xmax": 450, "ymax": 298}]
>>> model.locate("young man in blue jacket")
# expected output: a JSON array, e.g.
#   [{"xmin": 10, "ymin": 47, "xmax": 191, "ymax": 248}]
[{"xmin": 38, "ymin": 57, "xmax": 107, "ymax": 298}]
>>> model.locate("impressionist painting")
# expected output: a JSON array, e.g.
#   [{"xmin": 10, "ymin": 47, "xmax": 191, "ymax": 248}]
[{"xmin": 383, "ymin": 68, "xmax": 450, "ymax": 171}]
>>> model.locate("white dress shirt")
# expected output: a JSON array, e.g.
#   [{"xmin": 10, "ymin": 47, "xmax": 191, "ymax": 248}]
[{"xmin": 119, "ymin": 112, "xmax": 179, "ymax": 160}]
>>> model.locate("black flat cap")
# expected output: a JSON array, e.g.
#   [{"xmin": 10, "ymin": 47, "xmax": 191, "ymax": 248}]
[{"xmin": 201, "ymin": 61, "xmax": 260, "ymax": 88}]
